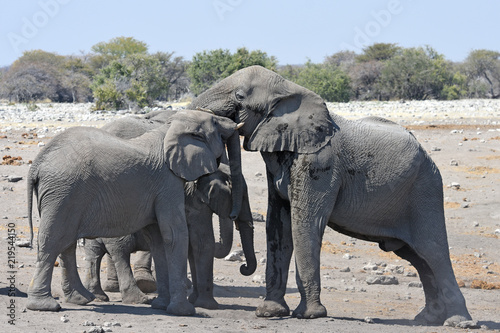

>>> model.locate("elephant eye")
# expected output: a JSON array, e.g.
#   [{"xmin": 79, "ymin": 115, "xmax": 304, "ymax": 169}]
[{"xmin": 235, "ymin": 90, "xmax": 246, "ymax": 101}]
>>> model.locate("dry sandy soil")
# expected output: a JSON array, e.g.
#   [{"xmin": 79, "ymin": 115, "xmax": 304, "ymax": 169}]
[{"xmin": 0, "ymin": 102, "xmax": 499, "ymax": 332}]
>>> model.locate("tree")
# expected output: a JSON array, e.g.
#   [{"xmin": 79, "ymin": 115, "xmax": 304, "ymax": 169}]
[
  {"xmin": 91, "ymin": 53, "xmax": 170, "ymax": 110},
  {"xmin": 0, "ymin": 50, "xmax": 65, "ymax": 102},
  {"xmin": 153, "ymin": 52, "xmax": 189, "ymax": 101},
  {"xmin": 188, "ymin": 48, "xmax": 277, "ymax": 96},
  {"xmin": 380, "ymin": 47, "xmax": 451, "ymax": 100},
  {"xmin": 89, "ymin": 37, "xmax": 149, "ymax": 74},
  {"xmin": 356, "ymin": 43, "xmax": 401, "ymax": 63},
  {"xmin": 463, "ymin": 49, "xmax": 500, "ymax": 98},
  {"xmin": 91, "ymin": 36, "xmax": 148, "ymax": 59},
  {"xmin": 294, "ymin": 61, "xmax": 351, "ymax": 102}
]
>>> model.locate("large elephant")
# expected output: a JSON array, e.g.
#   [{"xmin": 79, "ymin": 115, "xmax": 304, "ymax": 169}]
[
  {"xmin": 187, "ymin": 65, "xmax": 473, "ymax": 326},
  {"xmin": 83, "ymin": 163, "xmax": 255, "ymax": 309},
  {"xmin": 26, "ymin": 110, "xmax": 241, "ymax": 315}
]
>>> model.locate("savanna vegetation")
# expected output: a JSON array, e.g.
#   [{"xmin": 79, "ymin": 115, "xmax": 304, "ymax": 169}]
[{"xmin": 0, "ymin": 37, "xmax": 498, "ymax": 110}]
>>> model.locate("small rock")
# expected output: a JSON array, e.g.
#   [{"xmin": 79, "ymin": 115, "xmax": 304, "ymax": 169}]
[
  {"xmin": 461, "ymin": 203, "xmax": 470, "ymax": 208},
  {"xmin": 364, "ymin": 317, "xmax": 374, "ymax": 323},
  {"xmin": 254, "ymin": 172, "xmax": 263, "ymax": 177},
  {"xmin": 408, "ymin": 281, "xmax": 422, "ymax": 288},
  {"xmin": 339, "ymin": 267, "xmax": 351, "ymax": 272},
  {"xmin": 37, "ymin": 142, "xmax": 45, "ymax": 147},
  {"xmin": 7, "ymin": 176, "xmax": 23, "ymax": 182},
  {"xmin": 494, "ymin": 229, "xmax": 500, "ymax": 235},
  {"xmin": 60, "ymin": 315, "xmax": 69, "ymax": 323},
  {"xmin": 259, "ymin": 257, "xmax": 266, "ymax": 264},
  {"xmin": 15, "ymin": 240, "xmax": 31, "ymax": 247},
  {"xmin": 404, "ymin": 271, "xmax": 417, "ymax": 277},
  {"xmin": 431, "ymin": 146, "xmax": 441, "ymax": 151},
  {"xmin": 472, "ymin": 221, "xmax": 479, "ymax": 227},
  {"xmin": 88, "ymin": 327, "xmax": 105, "ymax": 333},
  {"xmin": 450, "ymin": 182, "xmax": 461, "ymax": 190},
  {"xmin": 450, "ymin": 159, "xmax": 459, "ymax": 166},
  {"xmin": 225, "ymin": 250, "xmax": 243, "ymax": 262},
  {"xmin": 83, "ymin": 320, "xmax": 96, "ymax": 326},
  {"xmin": 363, "ymin": 263, "xmax": 378, "ymax": 271},
  {"xmin": 366, "ymin": 275, "xmax": 398, "ymax": 285},
  {"xmin": 342, "ymin": 253, "xmax": 352, "ymax": 260}
]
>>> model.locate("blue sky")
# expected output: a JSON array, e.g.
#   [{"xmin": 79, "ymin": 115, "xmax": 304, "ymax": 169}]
[{"xmin": 1, "ymin": 0, "xmax": 499, "ymax": 67}]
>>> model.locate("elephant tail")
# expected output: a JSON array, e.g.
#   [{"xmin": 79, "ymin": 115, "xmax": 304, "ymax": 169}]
[{"xmin": 27, "ymin": 167, "xmax": 36, "ymax": 249}]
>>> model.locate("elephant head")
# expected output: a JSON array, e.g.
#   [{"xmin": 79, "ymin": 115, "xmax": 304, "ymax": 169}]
[
  {"xmin": 164, "ymin": 110, "xmax": 242, "ymax": 181},
  {"xmin": 189, "ymin": 65, "xmax": 336, "ymax": 154}
]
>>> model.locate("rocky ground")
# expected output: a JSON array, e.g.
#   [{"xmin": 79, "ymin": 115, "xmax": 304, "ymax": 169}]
[{"xmin": 0, "ymin": 100, "xmax": 499, "ymax": 332}]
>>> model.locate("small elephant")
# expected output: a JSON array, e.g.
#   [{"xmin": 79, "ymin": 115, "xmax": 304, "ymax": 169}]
[
  {"xmin": 26, "ymin": 110, "xmax": 242, "ymax": 315},
  {"xmin": 188, "ymin": 66, "xmax": 473, "ymax": 326},
  {"xmin": 83, "ymin": 163, "xmax": 255, "ymax": 309}
]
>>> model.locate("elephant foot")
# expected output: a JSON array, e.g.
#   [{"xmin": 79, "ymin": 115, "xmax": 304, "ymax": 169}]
[
  {"xmin": 414, "ymin": 304, "xmax": 447, "ymax": 326},
  {"xmin": 193, "ymin": 295, "xmax": 219, "ymax": 310},
  {"xmin": 103, "ymin": 279, "xmax": 120, "ymax": 293},
  {"xmin": 444, "ymin": 316, "xmax": 478, "ymax": 329},
  {"xmin": 255, "ymin": 299, "xmax": 290, "ymax": 317},
  {"xmin": 135, "ymin": 271, "xmax": 157, "ymax": 293},
  {"xmin": 151, "ymin": 296, "xmax": 168, "ymax": 310},
  {"xmin": 64, "ymin": 288, "xmax": 95, "ymax": 305},
  {"xmin": 166, "ymin": 300, "xmax": 196, "ymax": 316},
  {"xmin": 292, "ymin": 300, "xmax": 327, "ymax": 319},
  {"xmin": 27, "ymin": 295, "xmax": 61, "ymax": 312},
  {"xmin": 121, "ymin": 289, "xmax": 152, "ymax": 304},
  {"xmin": 93, "ymin": 292, "xmax": 109, "ymax": 302}
]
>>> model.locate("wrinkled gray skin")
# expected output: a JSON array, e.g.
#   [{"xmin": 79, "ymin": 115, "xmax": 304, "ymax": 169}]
[
  {"xmin": 26, "ymin": 110, "xmax": 239, "ymax": 316},
  {"xmin": 83, "ymin": 163, "xmax": 255, "ymax": 310},
  {"xmin": 188, "ymin": 66, "xmax": 473, "ymax": 326},
  {"xmin": 84, "ymin": 111, "xmax": 255, "ymax": 309}
]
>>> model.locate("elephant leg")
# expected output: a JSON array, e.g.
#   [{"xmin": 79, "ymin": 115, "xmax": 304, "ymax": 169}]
[
  {"xmin": 103, "ymin": 255, "xmax": 120, "ymax": 292},
  {"xmin": 394, "ymin": 244, "xmax": 444, "ymax": 324},
  {"xmin": 289, "ymin": 161, "xmax": 336, "ymax": 319},
  {"xmin": 27, "ymin": 228, "xmax": 72, "ymax": 311},
  {"xmin": 83, "ymin": 239, "xmax": 109, "ymax": 301},
  {"xmin": 256, "ymin": 180, "xmax": 293, "ymax": 318},
  {"xmin": 59, "ymin": 242, "xmax": 95, "ymax": 305},
  {"xmin": 106, "ymin": 243, "xmax": 151, "ymax": 304},
  {"xmin": 155, "ymin": 194, "xmax": 195, "ymax": 316},
  {"xmin": 146, "ymin": 223, "xmax": 171, "ymax": 310},
  {"xmin": 133, "ymin": 251, "xmax": 156, "ymax": 293},
  {"xmin": 404, "ymin": 181, "xmax": 472, "ymax": 327},
  {"xmin": 187, "ymin": 211, "xmax": 218, "ymax": 309},
  {"xmin": 403, "ymin": 240, "xmax": 471, "ymax": 326}
]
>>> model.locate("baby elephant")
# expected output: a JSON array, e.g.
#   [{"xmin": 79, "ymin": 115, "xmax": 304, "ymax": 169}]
[{"xmin": 83, "ymin": 163, "xmax": 255, "ymax": 309}]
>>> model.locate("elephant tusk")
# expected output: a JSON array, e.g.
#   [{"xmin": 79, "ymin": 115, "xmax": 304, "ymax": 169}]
[
  {"xmin": 195, "ymin": 107, "xmax": 214, "ymax": 114},
  {"xmin": 235, "ymin": 122, "xmax": 244, "ymax": 130}
]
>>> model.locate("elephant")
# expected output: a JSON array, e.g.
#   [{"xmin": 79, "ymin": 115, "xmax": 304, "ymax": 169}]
[
  {"xmin": 83, "ymin": 163, "xmax": 255, "ymax": 309},
  {"xmin": 26, "ymin": 109, "xmax": 242, "ymax": 315},
  {"xmin": 187, "ymin": 65, "xmax": 473, "ymax": 326},
  {"xmin": 88, "ymin": 110, "xmax": 255, "ymax": 309}
]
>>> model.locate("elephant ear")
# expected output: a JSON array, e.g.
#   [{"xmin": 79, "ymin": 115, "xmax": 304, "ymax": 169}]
[
  {"xmin": 164, "ymin": 124, "xmax": 219, "ymax": 182},
  {"xmin": 244, "ymin": 83, "xmax": 336, "ymax": 153}
]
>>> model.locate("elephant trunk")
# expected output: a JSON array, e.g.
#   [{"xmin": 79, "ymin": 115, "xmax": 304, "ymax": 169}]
[
  {"xmin": 214, "ymin": 216, "xmax": 234, "ymax": 259},
  {"xmin": 236, "ymin": 185, "xmax": 256, "ymax": 276},
  {"xmin": 226, "ymin": 131, "xmax": 243, "ymax": 220}
]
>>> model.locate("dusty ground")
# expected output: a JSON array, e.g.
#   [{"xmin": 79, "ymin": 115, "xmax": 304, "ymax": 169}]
[{"xmin": 0, "ymin": 103, "xmax": 499, "ymax": 332}]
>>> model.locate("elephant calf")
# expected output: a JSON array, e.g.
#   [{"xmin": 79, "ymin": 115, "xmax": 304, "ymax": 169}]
[{"xmin": 83, "ymin": 163, "xmax": 256, "ymax": 309}]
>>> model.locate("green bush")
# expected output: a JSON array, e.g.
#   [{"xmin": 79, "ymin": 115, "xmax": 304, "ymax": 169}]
[{"xmin": 294, "ymin": 62, "xmax": 351, "ymax": 102}]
